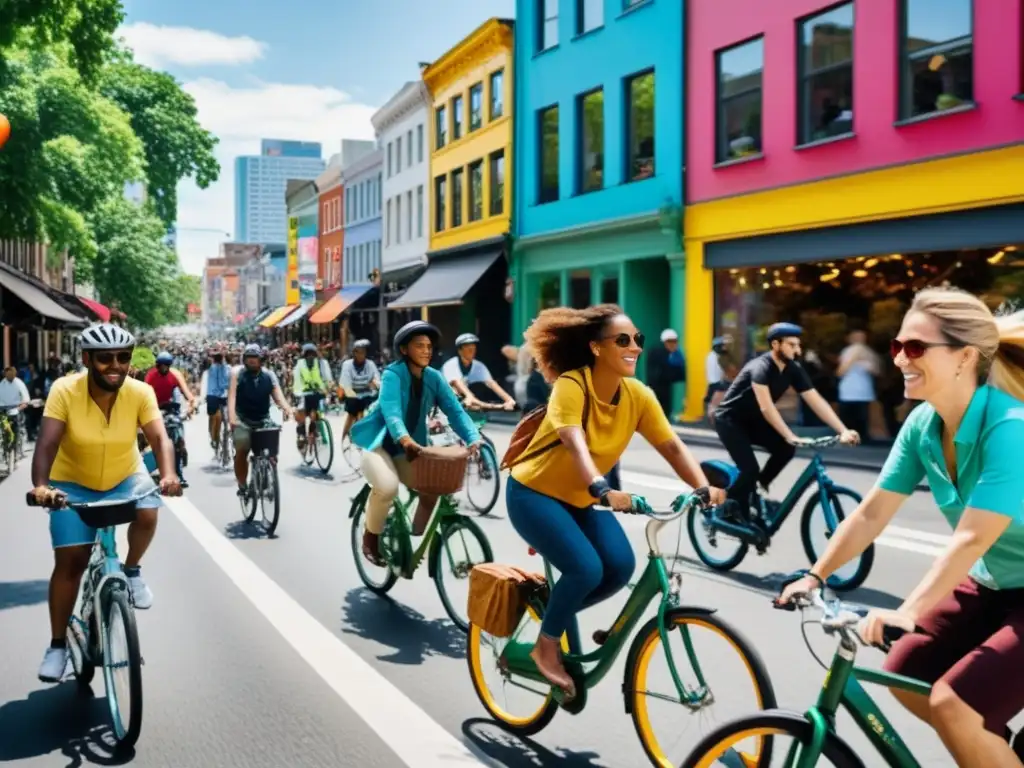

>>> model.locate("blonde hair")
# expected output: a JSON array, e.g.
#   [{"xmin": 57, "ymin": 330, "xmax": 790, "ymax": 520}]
[{"xmin": 910, "ymin": 287, "xmax": 1024, "ymax": 401}]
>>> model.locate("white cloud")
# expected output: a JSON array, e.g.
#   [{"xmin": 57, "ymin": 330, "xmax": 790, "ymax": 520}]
[
  {"xmin": 173, "ymin": 78, "xmax": 378, "ymax": 275},
  {"xmin": 119, "ymin": 23, "xmax": 267, "ymax": 68}
]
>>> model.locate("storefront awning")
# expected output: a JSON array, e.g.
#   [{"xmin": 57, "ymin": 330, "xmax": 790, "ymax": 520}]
[
  {"xmin": 276, "ymin": 302, "xmax": 314, "ymax": 328},
  {"xmin": 387, "ymin": 249, "xmax": 502, "ymax": 310},
  {"xmin": 309, "ymin": 284, "xmax": 375, "ymax": 324},
  {"xmin": 251, "ymin": 306, "xmax": 274, "ymax": 324},
  {"xmin": 0, "ymin": 266, "xmax": 88, "ymax": 326},
  {"xmin": 76, "ymin": 296, "xmax": 111, "ymax": 322},
  {"xmin": 259, "ymin": 305, "xmax": 298, "ymax": 328}
]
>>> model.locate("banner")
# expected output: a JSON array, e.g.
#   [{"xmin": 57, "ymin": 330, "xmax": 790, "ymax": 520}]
[
  {"xmin": 286, "ymin": 217, "xmax": 299, "ymax": 305},
  {"xmin": 297, "ymin": 236, "xmax": 318, "ymax": 305}
]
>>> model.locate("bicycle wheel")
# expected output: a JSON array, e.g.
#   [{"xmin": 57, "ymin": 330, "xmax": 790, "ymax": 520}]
[
  {"xmin": 465, "ymin": 442, "xmax": 500, "ymax": 515},
  {"xmin": 800, "ymin": 487, "xmax": 873, "ymax": 591},
  {"xmin": 314, "ymin": 418, "xmax": 334, "ymax": 474},
  {"xmin": 300, "ymin": 422, "xmax": 315, "ymax": 466},
  {"xmin": 433, "ymin": 516, "xmax": 494, "ymax": 632},
  {"xmin": 686, "ymin": 505, "xmax": 749, "ymax": 571},
  {"xmin": 67, "ymin": 616, "xmax": 95, "ymax": 686},
  {"xmin": 349, "ymin": 490, "xmax": 399, "ymax": 594},
  {"xmin": 242, "ymin": 459, "xmax": 259, "ymax": 522},
  {"xmin": 340, "ymin": 427, "xmax": 364, "ymax": 477},
  {"xmin": 100, "ymin": 584, "xmax": 143, "ymax": 750},
  {"xmin": 626, "ymin": 608, "xmax": 776, "ymax": 768},
  {"xmin": 680, "ymin": 710, "xmax": 863, "ymax": 768},
  {"xmin": 258, "ymin": 459, "xmax": 281, "ymax": 536}
]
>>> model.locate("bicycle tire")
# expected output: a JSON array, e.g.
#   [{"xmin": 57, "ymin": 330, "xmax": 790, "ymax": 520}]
[
  {"xmin": 433, "ymin": 517, "xmax": 494, "ymax": 632},
  {"xmin": 314, "ymin": 418, "xmax": 334, "ymax": 474},
  {"xmin": 465, "ymin": 442, "xmax": 500, "ymax": 515},
  {"xmin": 686, "ymin": 504, "xmax": 749, "ymax": 571},
  {"xmin": 800, "ymin": 487, "xmax": 873, "ymax": 591},
  {"xmin": 101, "ymin": 584, "xmax": 143, "ymax": 751},
  {"xmin": 350, "ymin": 491, "xmax": 399, "ymax": 594},
  {"xmin": 680, "ymin": 709, "xmax": 864, "ymax": 768},
  {"xmin": 259, "ymin": 459, "xmax": 281, "ymax": 536},
  {"xmin": 67, "ymin": 617, "xmax": 95, "ymax": 685}
]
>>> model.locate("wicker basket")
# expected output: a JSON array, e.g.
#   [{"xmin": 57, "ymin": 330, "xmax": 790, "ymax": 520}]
[{"xmin": 411, "ymin": 445, "xmax": 469, "ymax": 495}]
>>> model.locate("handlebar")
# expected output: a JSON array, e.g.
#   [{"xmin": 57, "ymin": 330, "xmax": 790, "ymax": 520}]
[
  {"xmin": 772, "ymin": 585, "xmax": 911, "ymax": 651},
  {"xmin": 26, "ymin": 486, "xmax": 162, "ymax": 511},
  {"xmin": 594, "ymin": 487, "xmax": 711, "ymax": 521},
  {"xmin": 790, "ymin": 435, "xmax": 843, "ymax": 449},
  {"xmin": 465, "ymin": 401, "xmax": 517, "ymax": 412}
]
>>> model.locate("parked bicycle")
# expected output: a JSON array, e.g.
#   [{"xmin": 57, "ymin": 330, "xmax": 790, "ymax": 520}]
[
  {"xmin": 688, "ymin": 435, "xmax": 873, "ymax": 590},
  {"xmin": 240, "ymin": 426, "xmax": 282, "ymax": 536}
]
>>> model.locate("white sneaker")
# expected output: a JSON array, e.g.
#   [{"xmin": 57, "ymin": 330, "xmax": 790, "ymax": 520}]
[
  {"xmin": 128, "ymin": 575, "xmax": 153, "ymax": 610},
  {"xmin": 38, "ymin": 646, "xmax": 68, "ymax": 683}
]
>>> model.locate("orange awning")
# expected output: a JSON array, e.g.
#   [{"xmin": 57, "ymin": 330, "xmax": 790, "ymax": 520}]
[
  {"xmin": 309, "ymin": 284, "xmax": 374, "ymax": 324},
  {"xmin": 259, "ymin": 305, "xmax": 299, "ymax": 328}
]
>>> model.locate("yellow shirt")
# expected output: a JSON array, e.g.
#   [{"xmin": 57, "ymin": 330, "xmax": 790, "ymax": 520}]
[
  {"xmin": 510, "ymin": 366, "xmax": 675, "ymax": 507},
  {"xmin": 44, "ymin": 373, "xmax": 162, "ymax": 491}
]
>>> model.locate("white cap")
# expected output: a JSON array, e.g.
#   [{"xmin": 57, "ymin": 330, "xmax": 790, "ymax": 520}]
[{"xmin": 660, "ymin": 329, "xmax": 679, "ymax": 342}]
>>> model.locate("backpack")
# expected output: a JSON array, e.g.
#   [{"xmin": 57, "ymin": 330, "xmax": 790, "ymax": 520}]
[{"xmin": 500, "ymin": 371, "xmax": 590, "ymax": 470}]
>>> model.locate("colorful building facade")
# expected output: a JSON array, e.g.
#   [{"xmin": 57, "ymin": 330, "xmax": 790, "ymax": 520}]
[
  {"xmin": 683, "ymin": 0, "xmax": 1024, "ymax": 420},
  {"xmin": 511, "ymin": 0, "xmax": 684, "ymax": 384},
  {"xmin": 317, "ymin": 159, "xmax": 343, "ymax": 292}
]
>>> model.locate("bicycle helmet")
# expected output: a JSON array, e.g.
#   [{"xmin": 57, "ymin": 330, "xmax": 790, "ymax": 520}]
[
  {"xmin": 712, "ymin": 335, "xmax": 730, "ymax": 353},
  {"xmin": 301, "ymin": 342, "xmax": 317, "ymax": 355},
  {"xmin": 243, "ymin": 343, "xmax": 263, "ymax": 358},
  {"xmin": 455, "ymin": 332, "xmax": 479, "ymax": 348},
  {"xmin": 79, "ymin": 323, "xmax": 135, "ymax": 350},
  {"xmin": 393, "ymin": 321, "xmax": 440, "ymax": 355},
  {"xmin": 766, "ymin": 322, "xmax": 803, "ymax": 343},
  {"xmin": 155, "ymin": 352, "xmax": 174, "ymax": 365},
  {"xmin": 352, "ymin": 339, "xmax": 371, "ymax": 350}
]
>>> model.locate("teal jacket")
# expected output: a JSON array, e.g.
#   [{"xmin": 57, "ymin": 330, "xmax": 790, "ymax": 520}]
[{"xmin": 351, "ymin": 361, "xmax": 480, "ymax": 452}]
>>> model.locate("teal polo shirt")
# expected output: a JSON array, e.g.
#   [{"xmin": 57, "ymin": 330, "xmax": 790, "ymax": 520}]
[{"xmin": 878, "ymin": 385, "xmax": 1024, "ymax": 590}]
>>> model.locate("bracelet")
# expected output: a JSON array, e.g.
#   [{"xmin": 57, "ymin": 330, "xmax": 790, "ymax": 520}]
[
  {"xmin": 588, "ymin": 477, "xmax": 612, "ymax": 504},
  {"xmin": 807, "ymin": 571, "xmax": 825, "ymax": 588}
]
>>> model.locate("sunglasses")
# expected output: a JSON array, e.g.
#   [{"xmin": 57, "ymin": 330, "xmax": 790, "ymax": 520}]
[
  {"xmin": 889, "ymin": 339, "xmax": 962, "ymax": 360},
  {"xmin": 93, "ymin": 351, "xmax": 133, "ymax": 366},
  {"xmin": 604, "ymin": 333, "xmax": 645, "ymax": 349}
]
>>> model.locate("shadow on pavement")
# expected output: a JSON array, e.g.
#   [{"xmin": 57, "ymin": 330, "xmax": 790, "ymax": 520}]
[
  {"xmin": 461, "ymin": 718, "xmax": 612, "ymax": 767},
  {"xmin": 223, "ymin": 520, "xmax": 273, "ymax": 540},
  {"xmin": 340, "ymin": 587, "xmax": 465, "ymax": 663},
  {"xmin": 0, "ymin": 579, "xmax": 50, "ymax": 611},
  {"xmin": 285, "ymin": 464, "xmax": 339, "ymax": 484},
  {"xmin": 0, "ymin": 682, "xmax": 131, "ymax": 765}
]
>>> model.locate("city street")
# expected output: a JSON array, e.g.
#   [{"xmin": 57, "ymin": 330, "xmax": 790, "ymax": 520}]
[{"xmin": 0, "ymin": 414, "xmax": 958, "ymax": 767}]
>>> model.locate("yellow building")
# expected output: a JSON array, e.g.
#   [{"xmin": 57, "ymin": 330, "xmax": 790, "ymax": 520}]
[{"xmin": 389, "ymin": 18, "xmax": 514, "ymax": 362}]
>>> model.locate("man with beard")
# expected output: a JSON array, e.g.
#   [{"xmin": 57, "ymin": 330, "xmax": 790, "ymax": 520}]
[{"xmin": 29, "ymin": 324, "xmax": 182, "ymax": 683}]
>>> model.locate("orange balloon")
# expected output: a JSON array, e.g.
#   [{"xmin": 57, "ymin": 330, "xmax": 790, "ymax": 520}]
[{"xmin": 0, "ymin": 114, "xmax": 9, "ymax": 149}]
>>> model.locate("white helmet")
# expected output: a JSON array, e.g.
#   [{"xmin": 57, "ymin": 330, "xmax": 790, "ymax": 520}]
[
  {"xmin": 353, "ymin": 339, "xmax": 371, "ymax": 349},
  {"xmin": 79, "ymin": 323, "xmax": 135, "ymax": 350},
  {"xmin": 455, "ymin": 333, "xmax": 480, "ymax": 347}
]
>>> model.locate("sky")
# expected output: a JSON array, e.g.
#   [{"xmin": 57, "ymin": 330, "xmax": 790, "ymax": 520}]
[{"xmin": 119, "ymin": 0, "xmax": 515, "ymax": 275}]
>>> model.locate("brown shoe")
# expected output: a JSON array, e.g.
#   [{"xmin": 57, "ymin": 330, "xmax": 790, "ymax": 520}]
[{"xmin": 362, "ymin": 531, "xmax": 385, "ymax": 567}]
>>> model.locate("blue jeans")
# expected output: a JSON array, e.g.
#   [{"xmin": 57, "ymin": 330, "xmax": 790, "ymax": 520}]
[{"xmin": 506, "ymin": 477, "xmax": 635, "ymax": 640}]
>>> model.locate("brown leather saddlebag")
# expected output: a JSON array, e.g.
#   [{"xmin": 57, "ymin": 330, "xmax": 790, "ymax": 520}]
[{"xmin": 467, "ymin": 563, "xmax": 547, "ymax": 637}]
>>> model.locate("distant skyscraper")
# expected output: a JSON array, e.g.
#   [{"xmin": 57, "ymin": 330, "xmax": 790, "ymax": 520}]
[{"xmin": 235, "ymin": 140, "xmax": 325, "ymax": 244}]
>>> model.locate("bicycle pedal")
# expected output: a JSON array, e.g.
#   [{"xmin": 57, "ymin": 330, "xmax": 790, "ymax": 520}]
[{"xmin": 592, "ymin": 629, "xmax": 610, "ymax": 646}]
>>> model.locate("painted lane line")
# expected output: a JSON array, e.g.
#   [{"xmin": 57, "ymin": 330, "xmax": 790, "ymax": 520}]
[
  {"xmin": 884, "ymin": 524, "xmax": 950, "ymax": 546},
  {"xmin": 161, "ymin": 496, "xmax": 491, "ymax": 768},
  {"xmin": 876, "ymin": 535, "xmax": 945, "ymax": 557}
]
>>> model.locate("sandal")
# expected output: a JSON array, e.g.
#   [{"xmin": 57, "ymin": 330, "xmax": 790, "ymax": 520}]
[
  {"xmin": 362, "ymin": 531, "xmax": 386, "ymax": 567},
  {"xmin": 530, "ymin": 644, "xmax": 576, "ymax": 700}
]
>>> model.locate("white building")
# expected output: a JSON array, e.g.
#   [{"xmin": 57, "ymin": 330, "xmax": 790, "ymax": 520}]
[{"xmin": 371, "ymin": 80, "xmax": 430, "ymax": 283}]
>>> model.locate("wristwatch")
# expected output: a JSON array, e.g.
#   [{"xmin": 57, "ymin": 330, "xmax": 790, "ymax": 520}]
[{"xmin": 588, "ymin": 477, "xmax": 612, "ymax": 506}]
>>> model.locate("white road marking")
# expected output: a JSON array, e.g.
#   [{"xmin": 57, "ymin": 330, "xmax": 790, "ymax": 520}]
[{"xmin": 161, "ymin": 496, "xmax": 491, "ymax": 768}]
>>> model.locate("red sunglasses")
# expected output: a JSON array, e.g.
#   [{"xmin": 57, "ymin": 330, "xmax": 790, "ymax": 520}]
[{"xmin": 889, "ymin": 339, "xmax": 962, "ymax": 360}]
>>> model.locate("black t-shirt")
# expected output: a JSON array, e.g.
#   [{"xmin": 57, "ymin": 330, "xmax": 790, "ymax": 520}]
[
  {"xmin": 715, "ymin": 352, "xmax": 813, "ymax": 424},
  {"xmin": 383, "ymin": 375, "xmax": 425, "ymax": 457}
]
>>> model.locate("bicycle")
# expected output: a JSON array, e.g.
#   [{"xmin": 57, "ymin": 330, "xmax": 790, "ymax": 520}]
[
  {"xmin": 338, "ymin": 392, "xmax": 379, "ymax": 479},
  {"xmin": 27, "ymin": 484, "xmax": 163, "ymax": 752},
  {"xmin": 681, "ymin": 585, "xmax": 956, "ymax": 767},
  {"xmin": 217, "ymin": 403, "xmax": 234, "ymax": 469},
  {"xmin": 467, "ymin": 489, "xmax": 776, "ymax": 768},
  {"xmin": 689, "ymin": 435, "xmax": 873, "ymax": 590},
  {"xmin": 298, "ymin": 392, "xmax": 333, "ymax": 474},
  {"xmin": 159, "ymin": 403, "xmax": 188, "ymax": 487},
  {"xmin": 240, "ymin": 425, "xmax": 282, "ymax": 536},
  {"xmin": 427, "ymin": 401, "xmax": 505, "ymax": 515},
  {"xmin": 349, "ymin": 480, "xmax": 493, "ymax": 632},
  {"xmin": 1, "ymin": 410, "xmax": 19, "ymax": 475}
]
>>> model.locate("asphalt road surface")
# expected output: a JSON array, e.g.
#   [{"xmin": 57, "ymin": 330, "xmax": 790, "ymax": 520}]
[{"xmin": 0, "ymin": 411, "xmax": 961, "ymax": 767}]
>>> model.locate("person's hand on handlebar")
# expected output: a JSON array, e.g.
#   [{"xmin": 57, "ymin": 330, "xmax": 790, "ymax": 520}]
[
  {"xmin": 501, "ymin": 399, "xmax": 516, "ymax": 412},
  {"xmin": 159, "ymin": 475, "xmax": 183, "ymax": 497},
  {"xmin": 705, "ymin": 486, "xmax": 727, "ymax": 506},
  {"xmin": 858, "ymin": 608, "xmax": 915, "ymax": 646},
  {"xmin": 839, "ymin": 429, "xmax": 860, "ymax": 446},
  {"xmin": 29, "ymin": 485, "xmax": 66, "ymax": 509},
  {"xmin": 468, "ymin": 440, "xmax": 483, "ymax": 458},
  {"xmin": 775, "ymin": 572, "xmax": 825, "ymax": 606}
]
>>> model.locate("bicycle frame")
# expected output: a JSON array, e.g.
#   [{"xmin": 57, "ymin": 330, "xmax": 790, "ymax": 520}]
[
  {"xmin": 74, "ymin": 527, "xmax": 129, "ymax": 654},
  {"xmin": 758, "ymin": 454, "xmax": 842, "ymax": 536},
  {"xmin": 389, "ymin": 491, "xmax": 463, "ymax": 580}
]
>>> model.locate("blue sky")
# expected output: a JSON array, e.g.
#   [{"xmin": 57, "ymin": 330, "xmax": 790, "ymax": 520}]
[{"xmin": 120, "ymin": 0, "xmax": 514, "ymax": 274}]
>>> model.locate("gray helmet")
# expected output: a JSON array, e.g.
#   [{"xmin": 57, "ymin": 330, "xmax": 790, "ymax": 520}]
[
  {"xmin": 353, "ymin": 339, "xmax": 371, "ymax": 349},
  {"xmin": 301, "ymin": 343, "xmax": 317, "ymax": 355},
  {"xmin": 79, "ymin": 323, "xmax": 135, "ymax": 351},
  {"xmin": 393, "ymin": 321, "xmax": 440, "ymax": 355},
  {"xmin": 243, "ymin": 343, "xmax": 263, "ymax": 359},
  {"xmin": 455, "ymin": 332, "xmax": 480, "ymax": 348}
]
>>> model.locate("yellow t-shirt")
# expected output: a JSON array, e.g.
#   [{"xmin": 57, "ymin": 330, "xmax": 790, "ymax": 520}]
[
  {"xmin": 510, "ymin": 366, "xmax": 675, "ymax": 507},
  {"xmin": 44, "ymin": 373, "xmax": 162, "ymax": 491}
]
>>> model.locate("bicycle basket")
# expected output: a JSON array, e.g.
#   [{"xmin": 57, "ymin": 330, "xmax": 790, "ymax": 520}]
[
  {"xmin": 76, "ymin": 502, "xmax": 139, "ymax": 529},
  {"xmin": 251, "ymin": 427, "xmax": 281, "ymax": 457},
  {"xmin": 411, "ymin": 445, "xmax": 469, "ymax": 495}
]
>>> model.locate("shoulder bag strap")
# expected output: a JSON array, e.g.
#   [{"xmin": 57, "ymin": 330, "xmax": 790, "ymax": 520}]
[{"xmin": 509, "ymin": 371, "xmax": 590, "ymax": 468}]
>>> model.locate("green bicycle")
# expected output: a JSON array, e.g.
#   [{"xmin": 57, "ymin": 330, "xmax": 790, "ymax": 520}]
[
  {"xmin": 467, "ymin": 490, "xmax": 776, "ymax": 768},
  {"xmin": 349, "ymin": 483, "xmax": 493, "ymax": 631},
  {"xmin": 300, "ymin": 396, "xmax": 334, "ymax": 474}
]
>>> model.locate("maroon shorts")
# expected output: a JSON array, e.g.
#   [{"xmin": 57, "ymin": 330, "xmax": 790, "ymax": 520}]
[{"xmin": 883, "ymin": 578, "xmax": 1024, "ymax": 736}]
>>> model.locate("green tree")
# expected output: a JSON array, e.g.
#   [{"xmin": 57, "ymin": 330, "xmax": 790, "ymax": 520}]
[{"xmin": 165, "ymin": 273, "xmax": 201, "ymax": 324}]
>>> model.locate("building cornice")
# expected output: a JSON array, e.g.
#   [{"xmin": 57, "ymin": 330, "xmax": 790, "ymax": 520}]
[
  {"xmin": 372, "ymin": 81, "xmax": 430, "ymax": 136},
  {"xmin": 513, "ymin": 211, "xmax": 664, "ymax": 249},
  {"xmin": 422, "ymin": 18, "xmax": 513, "ymax": 94},
  {"xmin": 340, "ymin": 147, "xmax": 383, "ymax": 182}
]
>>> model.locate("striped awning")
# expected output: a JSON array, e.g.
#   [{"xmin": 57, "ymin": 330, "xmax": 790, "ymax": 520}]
[
  {"xmin": 309, "ymin": 284, "xmax": 374, "ymax": 324},
  {"xmin": 259, "ymin": 305, "xmax": 299, "ymax": 328},
  {"xmin": 275, "ymin": 303, "xmax": 314, "ymax": 328}
]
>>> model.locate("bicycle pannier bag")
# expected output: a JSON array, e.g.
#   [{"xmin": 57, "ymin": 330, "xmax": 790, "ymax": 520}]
[
  {"xmin": 467, "ymin": 563, "xmax": 547, "ymax": 637},
  {"xmin": 411, "ymin": 444, "xmax": 469, "ymax": 495},
  {"xmin": 500, "ymin": 372, "xmax": 589, "ymax": 470}
]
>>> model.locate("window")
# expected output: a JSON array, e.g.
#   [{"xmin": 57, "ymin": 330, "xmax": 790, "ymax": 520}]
[
  {"xmin": 406, "ymin": 190, "xmax": 413, "ymax": 240},
  {"xmin": 470, "ymin": 83, "xmax": 483, "ymax": 131},
  {"xmin": 378, "ymin": 173, "xmax": 382, "ymax": 207},
  {"xmin": 435, "ymin": 106, "xmax": 447, "ymax": 149},
  {"xmin": 417, "ymin": 185, "xmax": 424, "ymax": 236},
  {"xmin": 417, "ymin": 124, "xmax": 424, "ymax": 161},
  {"xmin": 468, "ymin": 160, "xmax": 484, "ymax": 221},
  {"xmin": 395, "ymin": 195, "xmax": 401, "ymax": 243},
  {"xmin": 626, "ymin": 70, "xmax": 655, "ymax": 180},
  {"xmin": 538, "ymin": 0, "xmax": 558, "ymax": 51},
  {"xmin": 407, "ymin": 129, "xmax": 413, "ymax": 166},
  {"xmin": 451, "ymin": 168, "xmax": 464, "ymax": 227},
  {"xmin": 386, "ymin": 199, "xmax": 391, "ymax": 245},
  {"xmin": 396, "ymin": 137, "xmax": 402, "ymax": 173},
  {"xmin": 538, "ymin": 105, "xmax": 559, "ymax": 203},
  {"xmin": 489, "ymin": 150, "xmax": 505, "ymax": 215},
  {"xmin": 578, "ymin": 89, "xmax": 604, "ymax": 193},
  {"xmin": 434, "ymin": 176, "xmax": 446, "ymax": 231},
  {"xmin": 716, "ymin": 38, "xmax": 763, "ymax": 162},
  {"xmin": 577, "ymin": 0, "xmax": 603, "ymax": 34},
  {"xmin": 900, "ymin": 0, "xmax": 973, "ymax": 119},
  {"xmin": 623, "ymin": 0, "xmax": 647, "ymax": 8},
  {"xmin": 322, "ymin": 203, "xmax": 329, "ymax": 233},
  {"xmin": 452, "ymin": 95, "xmax": 464, "ymax": 140},
  {"xmin": 798, "ymin": 3, "xmax": 854, "ymax": 144},
  {"xmin": 387, "ymin": 142, "xmax": 393, "ymax": 177},
  {"xmin": 490, "ymin": 70, "xmax": 505, "ymax": 119}
]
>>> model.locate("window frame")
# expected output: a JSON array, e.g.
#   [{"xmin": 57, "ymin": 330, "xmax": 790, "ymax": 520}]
[
  {"xmin": 435, "ymin": 105, "xmax": 447, "ymax": 149},
  {"xmin": 417, "ymin": 184, "xmax": 424, "ymax": 236},
  {"xmin": 489, "ymin": 150, "xmax": 505, "ymax": 216},
  {"xmin": 490, "ymin": 70, "xmax": 505, "ymax": 120},
  {"xmin": 387, "ymin": 142, "xmax": 393, "ymax": 177},
  {"xmin": 395, "ymin": 195, "xmax": 401, "ymax": 243},
  {"xmin": 434, "ymin": 175, "xmax": 447, "ymax": 232},
  {"xmin": 537, "ymin": 0, "xmax": 559, "ymax": 52},
  {"xmin": 451, "ymin": 167, "xmax": 464, "ymax": 228},
  {"xmin": 452, "ymin": 95, "xmax": 464, "ymax": 141},
  {"xmin": 576, "ymin": 0, "xmax": 604, "ymax": 35},
  {"xmin": 468, "ymin": 159, "xmax": 484, "ymax": 222},
  {"xmin": 624, "ymin": 68, "xmax": 655, "ymax": 182},
  {"xmin": 396, "ymin": 136, "xmax": 402, "ymax": 173},
  {"xmin": 417, "ymin": 124, "xmax": 424, "ymax": 161},
  {"xmin": 469, "ymin": 83, "xmax": 484, "ymax": 131},
  {"xmin": 407, "ymin": 189, "xmax": 413, "ymax": 240},
  {"xmin": 796, "ymin": 1, "xmax": 855, "ymax": 145},
  {"xmin": 714, "ymin": 36, "xmax": 765, "ymax": 164},
  {"xmin": 576, "ymin": 87, "xmax": 604, "ymax": 194},
  {"xmin": 897, "ymin": 0, "xmax": 975, "ymax": 120},
  {"xmin": 385, "ymin": 198, "xmax": 391, "ymax": 245},
  {"xmin": 537, "ymin": 104, "xmax": 560, "ymax": 204},
  {"xmin": 407, "ymin": 129, "xmax": 413, "ymax": 166}
]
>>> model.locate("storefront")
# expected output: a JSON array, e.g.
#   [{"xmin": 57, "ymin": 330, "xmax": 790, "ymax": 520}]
[{"xmin": 682, "ymin": 145, "xmax": 1024, "ymax": 421}]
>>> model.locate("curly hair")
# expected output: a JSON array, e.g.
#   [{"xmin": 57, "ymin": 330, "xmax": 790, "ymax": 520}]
[{"xmin": 524, "ymin": 304, "xmax": 624, "ymax": 381}]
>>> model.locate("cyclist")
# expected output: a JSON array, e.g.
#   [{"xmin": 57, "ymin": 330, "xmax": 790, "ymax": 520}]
[
  {"xmin": 292, "ymin": 342, "xmax": 334, "ymax": 451},
  {"xmin": 0, "ymin": 364, "xmax": 30, "ymax": 443},
  {"xmin": 228, "ymin": 344, "xmax": 293, "ymax": 497},
  {"xmin": 144, "ymin": 351, "xmax": 196, "ymax": 480},
  {"xmin": 352, "ymin": 321, "xmax": 483, "ymax": 565},
  {"xmin": 339, "ymin": 339, "xmax": 380, "ymax": 442},
  {"xmin": 780, "ymin": 287, "xmax": 1024, "ymax": 768},
  {"xmin": 442, "ymin": 333, "xmax": 516, "ymax": 410},
  {"xmin": 29, "ymin": 324, "xmax": 182, "ymax": 682},
  {"xmin": 206, "ymin": 349, "xmax": 232, "ymax": 450},
  {"xmin": 713, "ymin": 321, "xmax": 859, "ymax": 522}
]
